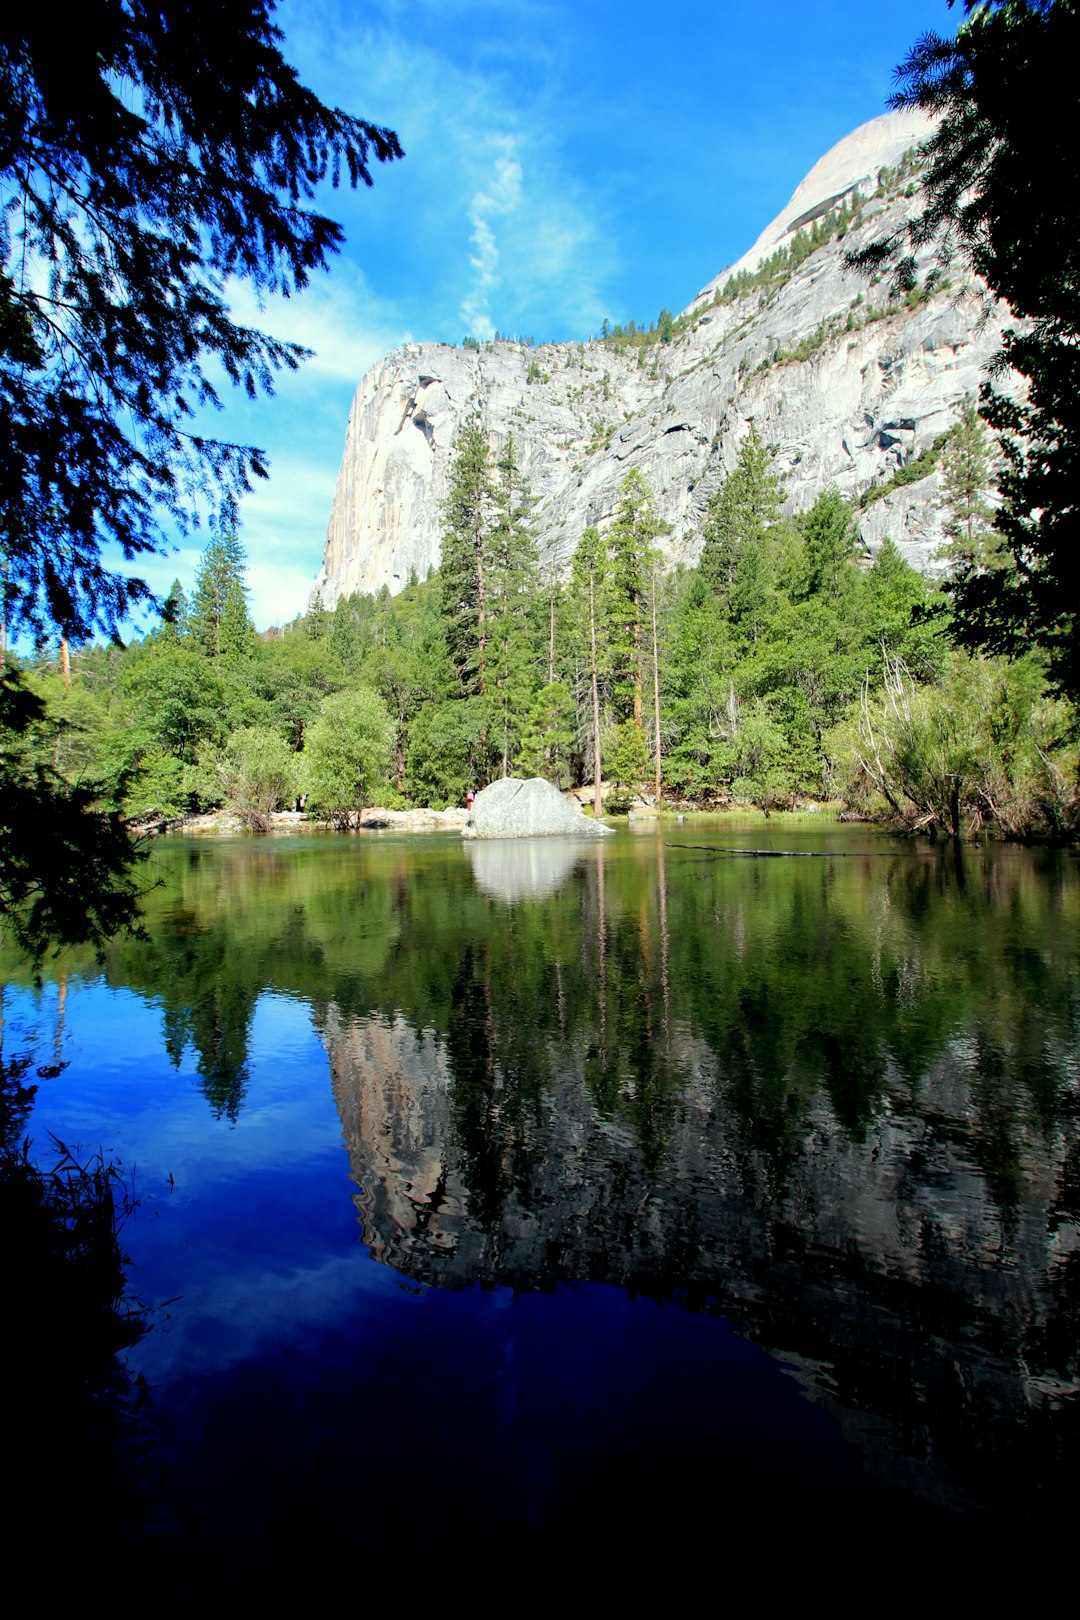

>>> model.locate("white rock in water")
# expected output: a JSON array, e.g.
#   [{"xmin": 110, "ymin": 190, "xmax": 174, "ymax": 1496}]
[{"xmin": 463, "ymin": 778, "xmax": 612, "ymax": 840}]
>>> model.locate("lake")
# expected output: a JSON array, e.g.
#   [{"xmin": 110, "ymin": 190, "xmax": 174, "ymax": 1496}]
[{"xmin": 5, "ymin": 822, "xmax": 1079, "ymax": 1588}]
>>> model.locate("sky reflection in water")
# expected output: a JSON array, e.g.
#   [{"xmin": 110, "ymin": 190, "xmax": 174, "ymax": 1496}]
[{"xmin": 7, "ymin": 827, "xmax": 1079, "ymax": 1578}]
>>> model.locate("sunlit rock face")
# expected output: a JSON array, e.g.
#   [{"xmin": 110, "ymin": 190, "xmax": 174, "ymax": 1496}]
[{"xmin": 315, "ymin": 107, "xmax": 1008, "ymax": 604}]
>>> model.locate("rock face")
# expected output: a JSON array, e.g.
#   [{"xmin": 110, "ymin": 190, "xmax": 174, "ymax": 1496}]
[
  {"xmin": 315, "ymin": 107, "xmax": 1008, "ymax": 605},
  {"xmin": 462, "ymin": 777, "xmax": 612, "ymax": 839}
]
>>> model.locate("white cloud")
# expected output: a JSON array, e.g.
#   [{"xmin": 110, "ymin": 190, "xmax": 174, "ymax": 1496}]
[
  {"xmin": 460, "ymin": 139, "xmax": 523, "ymax": 339},
  {"xmin": 225, "ymin": 264, "xmax": 407, "ymax": 386},
  {"xmin": 273, "ymin": 4, "xmax": 618, "ymax": 344}
]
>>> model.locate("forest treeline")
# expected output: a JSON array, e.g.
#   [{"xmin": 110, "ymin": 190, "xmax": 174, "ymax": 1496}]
[{"xmin": 8, "ymin": 404, "xmax": 1078, "ymax": 841}]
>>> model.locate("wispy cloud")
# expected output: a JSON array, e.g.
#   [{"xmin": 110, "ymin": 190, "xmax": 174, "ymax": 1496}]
[
  {"xmin": 225, "ymin": 264, "xmax": 409, "ymax": 386},
  {"xmin": 459, "ymin": 138, "xmax": 523, "ymax": 339},
  {"xmin": 275, "ymin": 2, "xmax": 617, "ymax": 344}
]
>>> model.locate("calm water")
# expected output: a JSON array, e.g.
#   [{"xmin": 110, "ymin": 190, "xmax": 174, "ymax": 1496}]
[{"xmin": 5, "ymin": 824, "xmax": 1079, "ymax": 1584}]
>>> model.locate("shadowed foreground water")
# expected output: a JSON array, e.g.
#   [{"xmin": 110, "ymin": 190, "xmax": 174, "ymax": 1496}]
[{"xmin": 6, "ymin": 824, "xmax": 1078, "ymax": 1587}]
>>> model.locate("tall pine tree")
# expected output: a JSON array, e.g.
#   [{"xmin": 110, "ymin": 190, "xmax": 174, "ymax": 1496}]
[
  {"xmin": 187, "ymin": 534, "xmax": 254, "ymax": 663},
  {"xmin": 700, "ymin": 426, "xmax": 784, "ymax": 600},
  {"xmin": 440, "ymin": 417, "xmax": 492, "ymax": 696},
  {"xmin": 487, "ymin": 436, "xmax": 541, "ymax": 774},
  {"xmin": 939, "ymin": 396, "xmax": 997, "ymax": 574},
  {"xmin": 606, "ymin": 470, "xmax": 668, "ymax": 728}
]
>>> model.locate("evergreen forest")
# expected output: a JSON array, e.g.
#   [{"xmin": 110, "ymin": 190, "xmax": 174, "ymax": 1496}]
[{"xmin": 8, "ymin": 406, "xmax": 1077, "ymax": 843}]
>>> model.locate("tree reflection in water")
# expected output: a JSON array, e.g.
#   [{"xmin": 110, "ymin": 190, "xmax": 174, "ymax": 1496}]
[{"xmin": 5, "ymin": 828, "xmax": 1077, "ymax": 1571}]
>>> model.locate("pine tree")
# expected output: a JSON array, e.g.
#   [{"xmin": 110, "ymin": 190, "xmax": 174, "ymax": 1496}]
[
  {"xmin": 160, "ymin": 579, "xmax": 188, "ymax": 641},
  {"xmin": 440, "ymin": 418, "xmax": 492, "ymax": 696},
  {"xmin": 700, "ymin": 426, "xmax": 784, "ymax": 599},
  {"xmin": 939, "ymin": 397, "xmax": 997, "ymax": 573},
  {"xmin": 188, "ymin": 534, "xmax": 254, "ymax": 663},
  {"xmin": 854, "ymin": 0, "xmax": 1080, "ymax": 699},
  {"xmin": 606, "ymin": 470, "xmax": 668, "ymax": 727},
  {"xmin": 0, "ymin": 13, "xmax": 400, "ymax": 646},
  {"xmin": 517, "ymin": 681, "xmax": 575, "ymax": 786},
  {"xmin": 305, "ymin": 591, "xmax": 330, "ymax": 643},
  {"xmin": 800, "ymin": 486, "xmax": 859, "ymax": 601},
  {"xmin": 487, "ymin": 437, "xmax": 541, "ymax": 774},
  {"xmin": 570, "ymin": 525, "xmax": 609, "ymax": 815}
]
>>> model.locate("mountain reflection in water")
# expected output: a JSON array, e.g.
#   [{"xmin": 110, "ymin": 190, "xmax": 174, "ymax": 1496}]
[
  {"xmin": 6, "ymin": 828, "xmax": 1078, "ymax": 1581},
  {"xmin": 323, "ymin": 832, "xmax": 1080, "ymax": 1523}
]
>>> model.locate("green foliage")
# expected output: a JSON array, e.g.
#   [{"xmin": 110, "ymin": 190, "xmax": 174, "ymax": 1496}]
[
  {"xmin": 487, "ymin": 436, "xmax": 543, "ymax": 773},
  {"xmin": 0, "ymin": 670, "xmax": 144, "ymax": 961},
  {"xmin": 598, "ymin": 302, "xmax": 696, "ymax": 353},
  {"xmin": 862, "ymin": 0, "xmax": 1080, "ymax": 700},
  {"xmin": 122, "ymin": 644, "xmax": 228, "ymax": 762},
  {"xmin": 216, "ymin": 725, "xmax": 298, "ymax": 830},
  {"xmin": 863, "ymin": 539, "xmax": 945, "ymax": 680},
  {"xmin": 0, "ymin": 12, "xmax": 401, "ymax": 643},
  {"xmin": 9, "ymin": 392, "xmax": 1070, "ymax": 844},
  {"xmin": 938, "ymin": 394, "xmax": 999, "ymax": 572},
  {"xmin": 799, "ymin": 486, "xmax": 859, "ymax": 600},
  {"xmin": 607, "ymin": 719, "xmax": 649, "ymax": 789},
  {"xmin": 406, "ymin": 696, "xmax": 494, "ymax": 808},
  {"xmin": 605, "ymin": 470, "xmax": 669, "ymax": 726},
  {"xmin": 187, "ymin": 534, "xmax": 255, "ymax": 663},
  {"xmin": 700, "ymin": 426, "xmax": 785, "ymax": 599},
  {"xmin": 303, "ymin": 687, "xmax": 393, "ymax": 823},
  {"xmin": 836, "ymin": 648, "xmax": 1079, "ymax": 840},
  {"xmin": 517, "ymin": 681, "xmax": 576, "ymax": 786},
  {"xmin": 729, "ymin": 698, "xmax": 792, "ymax": 808},
  {"xmin": 440, "ymin": 417, "xmax": 493, "ymax": 695}
]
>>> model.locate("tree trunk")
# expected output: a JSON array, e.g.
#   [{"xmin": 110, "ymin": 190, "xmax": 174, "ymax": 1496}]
[
  {"xmin": 632, "ymin": 586, "xmax": 643, "ymax": 727},
  {"xmin": 590, "ymin": 560, "xmax": 603, "ymax": 819},
  {"xmin": 651, "ymin": 573, "xmax": 661, "ymax": 801},
  {"xmin": 474, "ymin": 521, "xmax": 486, "ymax": 695}
]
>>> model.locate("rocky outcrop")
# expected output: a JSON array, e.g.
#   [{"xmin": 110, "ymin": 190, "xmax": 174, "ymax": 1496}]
[
  {"xmin": 315, "ymin": 108, "xmax": 1008, "ymax": 604},
  {"xmin": 462, "ymin": 776, "xmax": 611, "ymax": 839}
]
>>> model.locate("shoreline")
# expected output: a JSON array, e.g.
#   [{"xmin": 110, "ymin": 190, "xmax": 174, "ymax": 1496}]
[{"xmin": 135, "ymin": 799, "xmax": 847, "ymax": 839}]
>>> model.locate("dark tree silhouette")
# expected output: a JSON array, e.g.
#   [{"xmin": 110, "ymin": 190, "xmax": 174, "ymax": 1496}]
[
  {"xmin": 0, "ymin": 5, "xmax": 402, "ymax": 645},
  {"xmin": 0, "ymin": 5, "xmax": 401, "ymax": 958},
  {"xmin": 852, "ymin": 0, "xmax": 1080, "ymax": 700}
]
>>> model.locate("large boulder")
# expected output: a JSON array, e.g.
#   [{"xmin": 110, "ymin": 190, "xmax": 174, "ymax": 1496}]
[{"xmin": 462, "ymin": 778, "xmax": 612, "ymax": 840}]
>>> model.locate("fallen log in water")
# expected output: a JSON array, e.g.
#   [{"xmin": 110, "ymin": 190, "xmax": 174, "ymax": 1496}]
[{"xmin": 664, "ymin": 842, "xmax": 905, "ymax": 858}]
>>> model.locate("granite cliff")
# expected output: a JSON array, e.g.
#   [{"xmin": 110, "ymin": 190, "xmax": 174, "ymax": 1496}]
[{"xmin": 314, "ymin": 107, "xmax": 1007, "ymax": 605}]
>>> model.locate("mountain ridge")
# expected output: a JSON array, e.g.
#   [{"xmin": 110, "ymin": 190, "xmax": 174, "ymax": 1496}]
[{"xmin": 314, "ymin": 107, "xmax": 1005, "ymax": 606}]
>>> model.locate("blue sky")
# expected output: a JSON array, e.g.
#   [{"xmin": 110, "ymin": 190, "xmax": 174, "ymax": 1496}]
[{"xmin": 145, "ymin": 0, "xmax": 959, "ymax": 629}]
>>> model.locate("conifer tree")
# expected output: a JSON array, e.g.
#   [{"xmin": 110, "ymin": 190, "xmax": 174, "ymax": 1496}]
[
  {"xmin": 0, "ymin": 12, "xmax": 401, "ymax": 646},
  {"xmin": 440, "ymin": 418, "xmax": 492, "ymax": 695},
  {"xmin": 855, "ymin": 0, "xmax": 1080, "ymax": 699},
  {"xmin": 188, "ymin": 534, "xmax": 254, "ymax": 663},
  {"xmin": 700, "ymin": 426, "xmax": 784, "ymax": 599},
  {"xmin": 571, "ymin": 525, "xmax": 609, "ymax": 815},
  {"xmin": 606, "ymin": 470, "xmax": 668, "ymax": 728},
  {"xmin": 487, "ymin": 437, "xmax": 541, "ymax": 773},
  {"xmin": 800, "ymin": 486, "xmax": 859, "ymax": 601},
  {"xmin": 160, "ymin": 580, "xmax": 188, "ymax": 641},
  {"xmin": 939, "ymin": 396, "xmax": 997, "ymax": 573}
]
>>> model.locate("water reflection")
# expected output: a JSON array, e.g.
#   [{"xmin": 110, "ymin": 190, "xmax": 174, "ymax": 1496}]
[
  {"xmin": 466, "ymin": 836, "xmax": 592, "ymax": 902},
  {"xmin": 325, "ymin": 1001, "xmax": 1078, "ymax": 1512},
  {"xmin": 316, "ymin": 835, "xmax": 1080, "ymax": 1519},
  {"xmin": 6, "ymin": 830, "xmax": 1078, "ymax": 1538}
]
